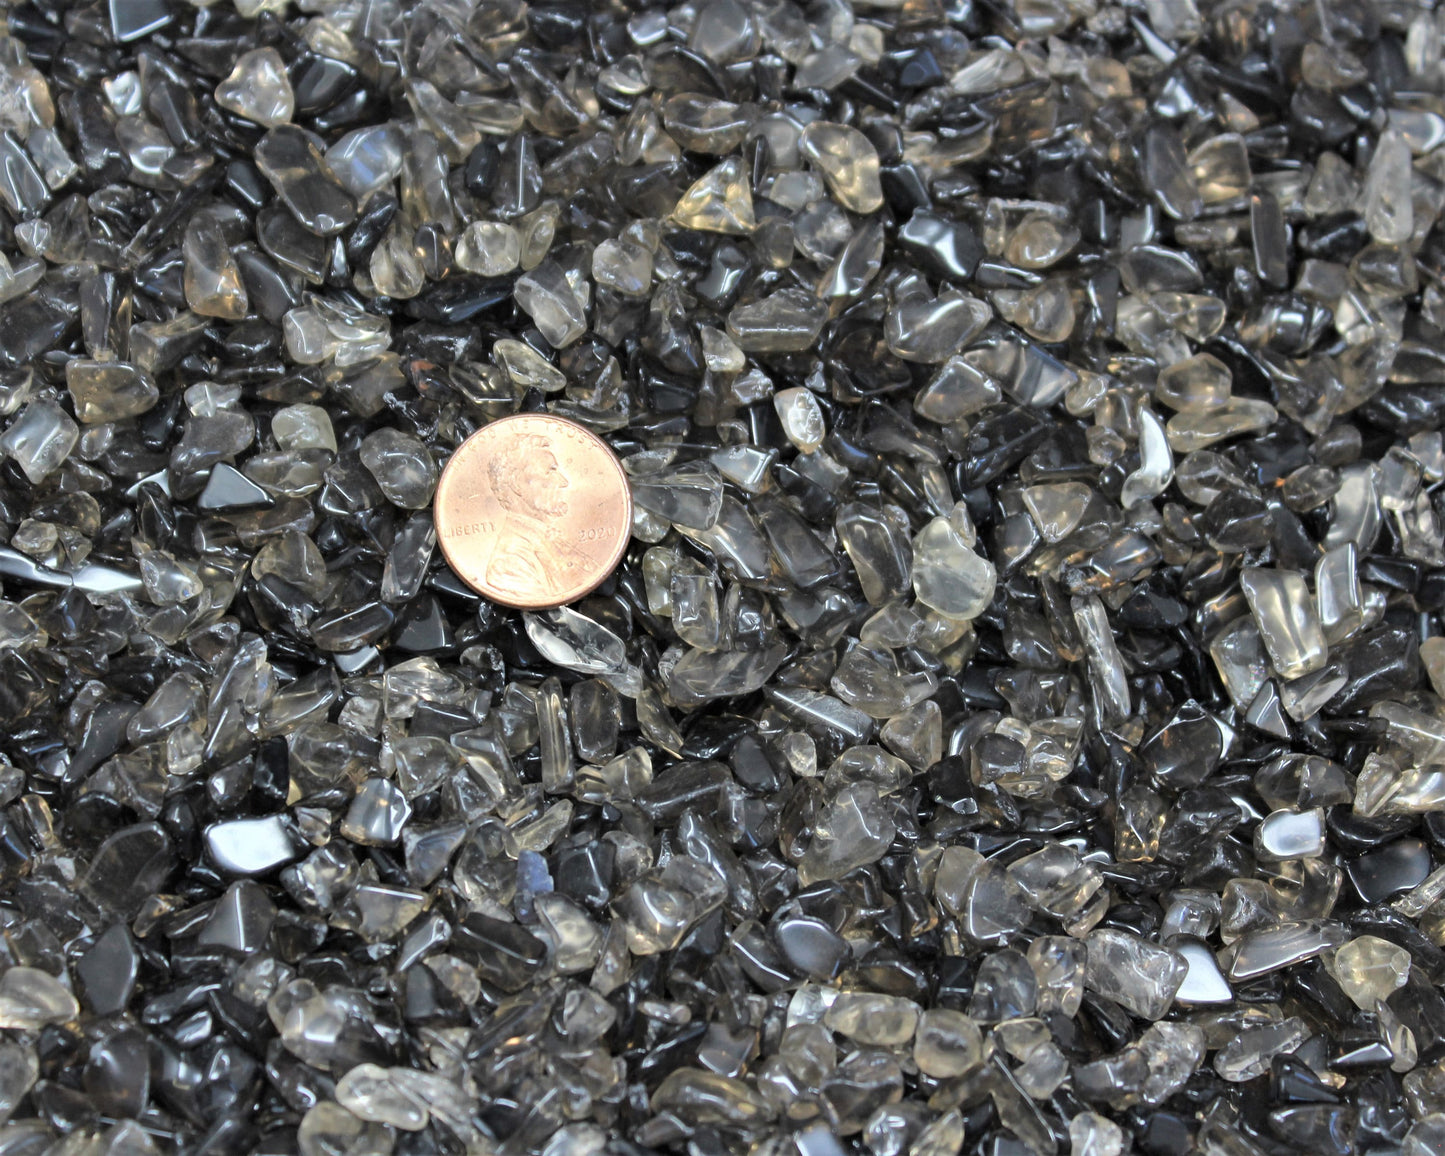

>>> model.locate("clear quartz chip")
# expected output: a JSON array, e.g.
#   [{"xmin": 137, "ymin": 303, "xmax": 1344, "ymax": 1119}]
[
  {"xmin": 0, "ymin": 4, "xmax": 1436, "ymax": 1151},
  {"xmin": 1240, "ymin": 568, "xmax": 1329, "ymax": 679}
]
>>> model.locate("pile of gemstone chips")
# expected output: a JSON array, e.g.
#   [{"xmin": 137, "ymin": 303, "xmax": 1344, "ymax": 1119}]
[{"xmin": 0, "ymin": 0, "xmax": 1444, "ymax": 1151}]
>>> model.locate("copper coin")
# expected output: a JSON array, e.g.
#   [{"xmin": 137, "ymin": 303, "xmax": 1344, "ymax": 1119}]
[{"xmin": 434, "ymin": 413, "xmax": 631, "ymax": 609}]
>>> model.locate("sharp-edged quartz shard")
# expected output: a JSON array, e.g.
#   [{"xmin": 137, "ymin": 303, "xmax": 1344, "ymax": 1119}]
[{"xmin": 672, "ymin": 157, "xmax": 755, "ymax": 234}]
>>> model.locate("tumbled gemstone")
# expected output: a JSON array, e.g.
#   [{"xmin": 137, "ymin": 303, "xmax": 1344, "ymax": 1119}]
[
  {"xmin": 672, "ymin": 157, "xmax": 755, "ymax": 233},
  {"xmin": 796, "ymin": 783, "xmax": 896, "ymax": 884},
  {"xmin": 1330, "ymin": 935, "xmax": 1410, "ymax": 1010},
  {"xmin": 727, "ymin": 288, "xmax": 828, "ymax": 352},
  {"xmin": 911, "ymin": 516, "xmax": 995, "ymax": 620},
  {"xmin": 514, "ymin": 261, "xmax": 588, "ymax": 347},
  {"xmin": 206, "ymin": 815, "xmax": 303, "ymax": 875},
  {"xmin": 65, "ymin": 360, "xmax": 158, "ymax": 423},
  {"xmin": 799, "ymin": 121, "xmax": 883, "ymax": 213},
  {"xmin": 216, "ymin": 48, "xmax": 295, "ymax": 126},
  {"xmin": 256, "ymin": 126, "xmax": 358, "ymax": 236},
  {"xmin": 0, "ymin": 5, "xmax": 1433, "ymax": 1153},
  {"xmin": 885, "ymin": 289, "xmax": 991, "ymax": 363},
  {"xmin": 1363, "ymin": 127, "xmax": 1414, "ymax": 244},
  {"xmin": 1085, "ymin": 930, "xmax": 1187, "ymax": 1020},
  {"xmin": 1240, "ymin": 568, "xmax": 1329, "ymax": 679},
  {"xmin": 182, "ymin": 216, "xmax": 248, "ymax": 321},
  {"xmin": 0, "ymin": 968, "xmax": 78, "ymax": 1029},
  {"xmin": 359, "ymin": 428, "xmax": 436, "ymax": 508}
]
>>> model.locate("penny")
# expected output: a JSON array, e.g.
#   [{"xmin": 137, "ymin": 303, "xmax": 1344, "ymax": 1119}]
[{"xmin": 434, "ymin": 413, "xmax": 632, "ymax": 609}]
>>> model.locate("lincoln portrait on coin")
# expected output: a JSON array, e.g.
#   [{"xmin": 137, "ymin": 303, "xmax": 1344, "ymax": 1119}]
[{"xmin": 480, "ymin": 433, "xmax": 588, "ymax": 597}]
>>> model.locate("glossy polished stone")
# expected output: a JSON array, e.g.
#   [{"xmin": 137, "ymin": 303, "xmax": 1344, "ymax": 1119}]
[{"xmin": 0, "ymin": 1, "xmax": 1433, "ymax": 1153}]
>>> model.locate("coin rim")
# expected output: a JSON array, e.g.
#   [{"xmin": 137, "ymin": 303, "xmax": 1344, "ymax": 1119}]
[{"xmin": 434, "ymin": 412, "xmax": 632, "ymax": 610}]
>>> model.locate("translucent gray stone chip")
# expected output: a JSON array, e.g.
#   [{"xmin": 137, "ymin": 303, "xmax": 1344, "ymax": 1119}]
[{"xmin": 0, "ymin": 0, "xmax": 1435, "ymax": 1152}]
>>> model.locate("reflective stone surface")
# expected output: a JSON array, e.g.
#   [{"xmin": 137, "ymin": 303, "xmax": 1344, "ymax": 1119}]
[{"xmin": 0, "ymin": 0, "xmax": 1440, "ymax": 1153}]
